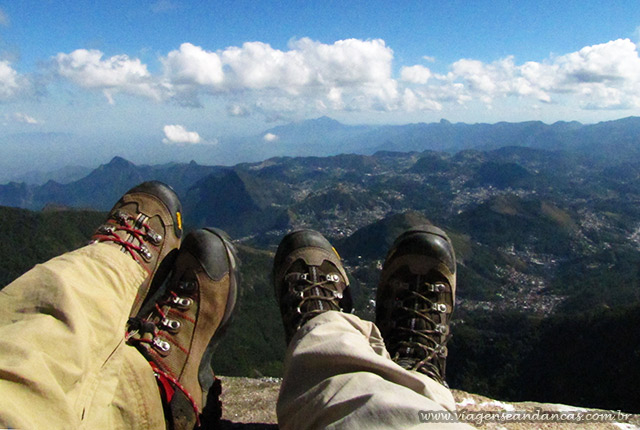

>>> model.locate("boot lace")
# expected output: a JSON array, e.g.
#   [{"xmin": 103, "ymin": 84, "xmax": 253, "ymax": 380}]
[
  {"xmin": 386, "ymin": 278, "xmax": 451, "ymax": 384},
  {"xmin": 285, "ymin": 270, "xmax": 344, "ymax": 330},
  {"xmin": 92, "ymin": 210, "xmax": 162, "ymax": 269},
  {"xmin": 126, "ymin": 280, "xmax": 201, "ymax": 423}
]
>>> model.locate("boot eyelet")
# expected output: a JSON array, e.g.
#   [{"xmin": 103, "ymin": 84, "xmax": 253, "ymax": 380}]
[
  {"xmin": 435, "ymin": 324, "xmax": 448, "ymax": 334},
  {"xmin": 98, "ymin": 225, "xmax": 116, "ymax": 234},
  {"xmin": 139, "ymin": 245, "xmax": 152, "ymax": 261},
  {"xmin": 153, "ymin": 337, "xmax": 171, "ymax": 352},
  {"xmin": 326, "ymin": 273, "xmax": 340, "ymax": 283},
  {"xmin": 433, "ymin": 283, "xmax": 447, "ymax": 293},
  {"xmin": 161, "ymin": 318, "xmax": 181, "ymax": 332},
  {"xmin": 146, "ymin": 230, "xmax": 163, "ymax": 245},
  {"xmin": 171, "ymin": 296, "xmax": 192, "ymax": 308},
  {"xmin": 114, "ymin": 211, "xmax": 130, "ymax": 224},
  {"xmin": 432, "ymin": 303, "xmax": 447, "ymax": 313}
]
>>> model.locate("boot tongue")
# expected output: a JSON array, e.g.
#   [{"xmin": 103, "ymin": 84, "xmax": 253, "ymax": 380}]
[{"xmin": 406, "ymin": 274, "xmax": 429, "ymax": 336}]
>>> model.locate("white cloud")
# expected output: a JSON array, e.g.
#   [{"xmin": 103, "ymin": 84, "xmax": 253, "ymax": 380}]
[
  {"xmin": 263, "ymin": 132, "xmax": 278, "ymax": 142},
  {"xmin": 401, "ymin": 88, "xmax": 442, "ymax": 111},
  {"xmin": 162, "ymin": 124, "xmax": 202, "ymax": 144},
  {"xmin": 327, "ymin": 87, "xmax": 344, "ymax": 109},
  {"xmin": 0, "ymin": 61, "xmax": 20, "ymax": 98},
  {"xmin": 47, "ymin": 37, "xmax": 640, "ymax": 116},
  {"xmin": 159, "ymin": 38, "xmax": 397, "ymax": 111},
  {"xmin": 410, "ymin": 38, "xmax": 640, "ymax": 109},
  {"xmin": 555, "ymin": 39, "xmax": 640, "ymax": 89},
  {"xmin": 216, "ymin": 38, "xmax": 394, "ymax": 91},
  {"xmin": 401, "ymin": 65, "xmax": 432, "ymax": 84},
  {"xmin": 55, "ymin": 49, "xmax": 161, "ymax": 102},
  {"xmin": 289, "ymin": 38, "xmax": 393, "ymax": 86},
  {"xmin": 221, "ymin": 41, "xmax": 310, "ymax": 91},
  {"xmin": 13, "ymin": 112, "xmax": 40, "ymax": 124},
  {"xmin": 163, "ymin": 43, "xmax": 224, "ymax": 87}
]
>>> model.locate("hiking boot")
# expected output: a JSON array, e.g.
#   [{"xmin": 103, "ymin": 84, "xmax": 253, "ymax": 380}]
[
  {"xmin": 127, "ymin": 228, "xmax": 238, "ymax": 429},
  {"xmin": 273, "ymin": 229, "xmax": 352, "ymax": 344},
  {"xmin": 91, "ymin": 181, "xmax": 183, "ymax": 317},
  {"xmin": 375, "ymin": 225, "xmax": 456, "ymax": 386}
]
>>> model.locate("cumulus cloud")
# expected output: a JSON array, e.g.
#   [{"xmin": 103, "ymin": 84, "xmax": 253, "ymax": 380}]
[
  {"xmin": 47, "ymin": 37, "xmax": 640, "ymax": 115},
  {"xmin": 401, "ymin": 65, "xmax": 432, "ymax": 84},
  {"xmin": 0, "ymin": 61, "xmax": 19, "ymax": 96},
  {"xmin": 163, "ymin": 43, "xmax": 223, "ymax": 87},
  {"xmin": 159, "ymin": 38, "xmax": 397, "ymax": 110},
  {"xmin": 557, "ymin": 39, "xmax": 638, "ymax": 84},
  {"xmin": 48, "ymin": 39, "xmax": 407, "ymax": 113},
  {"xmin": 0, "ymin": 60, "xmax": 26, "ymax": 100},
  {"xmin": 55, "ymin": 49, "xmax": 161, "ymax": 103},
  {"xmin": 220, "ymin": 41, "xmax": 310, "ymax": 91},
  {"xmin": 263, "ymin": 133, "xmax": 278, "ymax": 142},
  {"xmin": 436, "ymin": 38, "xmax": 640, "ymax": 109},
  {"xmin": 214, "ymin": 38, "xmax": 394, "ymax": 92},
  {"xmin": 162, "ymin": 124, "xmax": 202, "ymax": 144},
  {"xmin": 401, "ymin": 88, "xmax": 442, "ymax": 111},
  {"xmin": 290, "ymin": 38, "xmax": 393, "ymax": 86}
]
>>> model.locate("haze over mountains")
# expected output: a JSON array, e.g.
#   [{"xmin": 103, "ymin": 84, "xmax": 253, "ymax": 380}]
[{"xmin": 4, "ymin": 116, "xmax": 640, "ymax": 184}]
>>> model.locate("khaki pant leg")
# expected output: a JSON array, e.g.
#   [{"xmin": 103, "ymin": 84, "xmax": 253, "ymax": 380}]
[
  {"xmin": 0, "ymin": 243, "xmax": 164, "ymax": 429},
  {"xmin": 277, "ymin": 311, "xmax": 474, "ymax": 430}
]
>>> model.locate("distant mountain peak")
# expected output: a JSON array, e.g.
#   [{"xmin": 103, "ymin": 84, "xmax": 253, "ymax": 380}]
[
  {"xmin": 105, "ymin": 156, "xmax": 135, "ymax": 168},
  {"xmin": 311, "ymin": 115, "xmax": 341, "ymax": 124}
]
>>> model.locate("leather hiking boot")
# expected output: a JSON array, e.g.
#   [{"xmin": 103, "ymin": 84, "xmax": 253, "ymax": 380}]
[
  {"xmin": 127, "ymin": 228, "xmax": 238, "ymax": 429},
  {"xmin": 91, "ymin": 181, "xmax": 183, "ymax": 317},
  {"xmin": 273, "ymin": 229, "xmax": 352, "ymax": 344},
  {"xmin": 375, "ymin": 225, "xmax": 456, "ymax": 386}
]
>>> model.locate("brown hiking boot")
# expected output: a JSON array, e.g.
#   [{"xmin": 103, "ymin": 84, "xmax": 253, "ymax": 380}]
[
  {"xmin": 273, "ymin": 229, "xmax": 352, "ymax": 344},
  {"xmin": 91, "ymin": 181, "xmax": 183, "ymax": 317},
  {"xmin": 127, "ymin": 228, "xmax": 238, "ymax": 429},
  {"xmin": 375, "ymin": 225, "xmax": 456, "ymax": 386}
]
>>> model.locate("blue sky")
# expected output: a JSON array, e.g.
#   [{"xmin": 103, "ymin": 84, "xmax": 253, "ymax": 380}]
[{"xmin": 1, "ymin": 0, "xmax": 640, "ymax": 173}]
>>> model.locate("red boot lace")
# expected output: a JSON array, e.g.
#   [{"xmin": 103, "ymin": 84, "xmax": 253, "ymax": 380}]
[{"xmin": 92, "ymin": 210, "xmax": 161, "ymax": 274}]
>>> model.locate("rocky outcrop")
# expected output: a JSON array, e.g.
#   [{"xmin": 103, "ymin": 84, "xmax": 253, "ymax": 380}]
[{"xmin": 217, "ymin": 376, "xmax": 640, "ymax": 430}]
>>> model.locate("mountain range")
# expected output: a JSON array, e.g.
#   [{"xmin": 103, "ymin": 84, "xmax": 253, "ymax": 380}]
[
  {"xmin": 5, "ymin": 115, "xmax": 640, "ymax": 184},
  {"xmin": 260, "ymin": 115, "xmax": 640, "ymax": 159},
  {"xmin": 2, "ymin": 145, "xmax": 639, "ymax": 315}
]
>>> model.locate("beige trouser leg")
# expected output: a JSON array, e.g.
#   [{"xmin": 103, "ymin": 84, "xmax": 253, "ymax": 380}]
[
  {"xmin": 277, "ymin": 311, "xmax": 474, "ymax": 430},
  {"xmin": 0, "ymin": 243, "xmax": 165, "ymax": 429}
]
